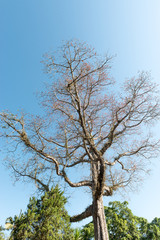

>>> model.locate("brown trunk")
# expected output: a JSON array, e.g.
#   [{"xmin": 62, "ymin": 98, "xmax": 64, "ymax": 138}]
[{"xmin": 92, "ymin": 195, "xmax": 109, "ymax": 240}]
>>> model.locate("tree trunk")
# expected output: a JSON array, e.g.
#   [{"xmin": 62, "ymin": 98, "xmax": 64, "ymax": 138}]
[
  {"xmin": 91, "ymin": 160, "xmax": 109, "ymax": 240},
  {"xmin": 92, "ymin": 195, "xmax": 109, "ymax": 240}
]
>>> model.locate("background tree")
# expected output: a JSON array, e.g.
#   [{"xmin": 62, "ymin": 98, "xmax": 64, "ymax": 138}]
[
  {"xmin": 81, "ymin": 201, "xmax": 160, "ymax": 240},
  {"xmin": 104, "ymin": 201, "xmax": 141, "ymax": 239},
  {"xmin": 73, "ymin": 228, "xmax": 83, "ymax": 240},
  {"xmin": 0, "ymin": 226, "xmax": 5, "ymax": 240},
  {"xmin": 7, "ymin": 186, "xmax": 74, "ymax": 240},
  {"xmin": 141, "ymin": 217, "xmax": 160, "ymax": 240},
  {"xmin": 80, "ymin": 222, "xmax": 94, "ymax": 240},
  {"xmin": 1, "ymin": 40, "xmax": 160, "ymax": 240}
]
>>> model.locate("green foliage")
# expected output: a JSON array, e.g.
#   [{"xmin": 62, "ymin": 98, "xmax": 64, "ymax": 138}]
[
  {"xmin": 81, "ymin": 201, "xmax": 160, "ymax": 240},
  {"xmin": 105, "ymin": 201, "xmax": 141, "ymax": 240},
  {"xmin": 0, "ymin": 226, "xmax": 5, "ymax": 240},
  {"xmin": 73, "ymin": 228, "xmax": 83, "ymax": 240},
  {"xmin": 141, "ymin": 217, "xmax": 160, "ymax": 240},
  {"xmin": 7, "ymin": 186, "xmax": 74, "ymax": 240},
  {"xmin": 80, "ymin": 223, "xmax": 94, "ymax": 240},
  {"xmin": 5, "ymin": 193, "xmax": 160, "ymax": 240}
]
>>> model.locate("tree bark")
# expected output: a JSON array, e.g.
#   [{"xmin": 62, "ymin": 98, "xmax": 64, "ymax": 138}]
[
  {"xmin": 92, "ymin": 195, "xmax": 109, "ymax": 240},
  {"xmin": 91, "ymin": 160, "xmax": 109, "ymax": 240}
]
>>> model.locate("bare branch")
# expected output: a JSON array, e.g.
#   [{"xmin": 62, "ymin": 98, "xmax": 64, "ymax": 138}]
[
  {"xmin": 70, "ymin": 204, "xmax": 93, "ymax": 222},
  {"xmin": 62, "ymin": 169, "xmax": 92, "ymax": 188},
  {"xmin": 11, "ymin": 165, "xmax": 49, "ymax": 192}
]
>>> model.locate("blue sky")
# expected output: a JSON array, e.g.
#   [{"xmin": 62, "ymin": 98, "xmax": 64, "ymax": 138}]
[{"xmin": 1, "ymin": 0, "xmax": 160, "ymax": 229}]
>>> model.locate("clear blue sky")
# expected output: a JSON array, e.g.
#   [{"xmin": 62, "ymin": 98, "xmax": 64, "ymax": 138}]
[{"xmin": 1, "ymin": 0, "xmax": 160, "ymax": 229}]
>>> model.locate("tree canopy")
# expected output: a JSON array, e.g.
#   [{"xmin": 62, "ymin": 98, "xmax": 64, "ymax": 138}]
[
  {"xmin": 7, "ymin": 186, "xmax": 74, "ymax": 240},
  {"xmin": 3, "ymin": 198, "xmax": 160, "ymax": 239}
]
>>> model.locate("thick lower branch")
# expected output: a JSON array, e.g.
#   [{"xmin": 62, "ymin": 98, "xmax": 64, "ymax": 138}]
[{"xmin": 70, "ymin": 204, "xmax": 93, "ymax": 222}]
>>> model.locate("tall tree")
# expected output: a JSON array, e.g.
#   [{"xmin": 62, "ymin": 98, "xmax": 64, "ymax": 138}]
[
  {"xmin": 7, "ymin": 186, "xmax": 74, "ymax": 240},
  {"xmin": 1, "ymin": 40, "xmax": 160, "ymax": 239}
]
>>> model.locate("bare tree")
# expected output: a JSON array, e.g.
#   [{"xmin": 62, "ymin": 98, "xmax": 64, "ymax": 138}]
[{"xmin": 1, "ymin": 40, "xmax": 160, "ymax": 240}]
